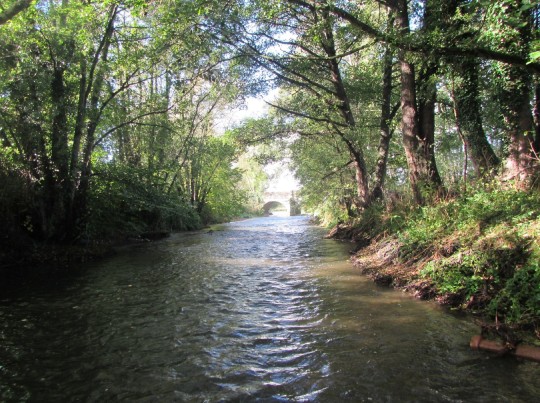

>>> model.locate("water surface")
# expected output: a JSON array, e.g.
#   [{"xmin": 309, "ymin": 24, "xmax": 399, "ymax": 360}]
[{"xmin": 0, "ymin": 216, "xmax": 538, "ymax": 402}]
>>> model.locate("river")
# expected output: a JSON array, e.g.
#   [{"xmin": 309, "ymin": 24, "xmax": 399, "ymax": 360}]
[{"xmin": 0, "ymin": 216, "xmax": 538, "ymax": 402}]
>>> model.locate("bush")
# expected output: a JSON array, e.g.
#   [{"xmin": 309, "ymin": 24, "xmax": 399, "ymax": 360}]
[
  {"xmin": 86, "ymin": 163, "xmax": 201, "ymax": 240},
  {"xmin": 489, "ymin": 263, "xmax": 540, "ymax": 327},
  {"xmin": 390, "ymin": 185, "xmax": 540, "ymax": 328}
]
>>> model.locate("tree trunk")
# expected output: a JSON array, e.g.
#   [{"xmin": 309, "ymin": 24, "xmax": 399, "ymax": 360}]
[
  {"xmin": 443, "ymin": 0, "xmax": 499, "ymax": 177},
  {"xmin": 394, "ymin": 0, "xmax": 439, "ymax": 205},
  {"xmin": 497, "ymin": 1, "xmax": 536, "ymax": 184},
  {"xmin": 320, "ymin": 9, "xmax": 370, "ymax": 208},
  {"xmin": 416, "ymin": 0, "xmax": 447, "ymax": 193},
  {"xmin": 452, "ymin": 58, "xmax": 500, "ymax": 176},
  {"xmin": 70, "ymin": 5, "xmax": 118, "ymax": 239},
  {"xmin": 533, "ymin": 81, "xmax": 540, "ymax": 155},
  {"xmin": 48, "ymin": 66, "xmax": 71, "ymax": 240},
  {"xmin": 504, "ymin": 95, "xmax": 533, "ymax": 183},
  {"xmin": 417, "ymin": 60, "xmax": 443, "ymax": 189},
  {"xmin": 399, "ymin": 56, "xmax": 428, "ymax": 204},
  {"xmin": 349, "ymin": 144, "xmax": 370, "ymax": 209},
  {"xmin": 371, "ymin": 43, "xmax": 394, "ymax": 201},
  {"xmin": 46, "ymin": 7, "xmax": 76, "ymax": 241}
]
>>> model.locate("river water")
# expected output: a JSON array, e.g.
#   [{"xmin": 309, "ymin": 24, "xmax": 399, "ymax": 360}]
[{"xmin": 0, "ymin": 216, "xmax": 538, "ymax": 402}]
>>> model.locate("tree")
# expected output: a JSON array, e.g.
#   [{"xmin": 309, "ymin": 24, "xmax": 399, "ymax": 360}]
[
  {"xmin": 221, "ymin": 1, "xmax": 394, "ymax": 210},
  {"xmin": 290, "ymin": 130, "xmax": 359, "ymax": 222},
  {"xmin": 235, "ymin": 150, "xmax": 268, "ymax": 213},
  {"xmin": 492, "ymin": 1, "xmax": 537, "ymax": 183},
  {"xmin": 389, "ymin": 0, "xmax": 442, "ymax": 203},
  {"xmin": 0, "ymin": 0, "xmax": 33, "ymax": 25},
  {"xmin": 290, "ymin": 0, "xmax": 540, "ymax": 73},
  {"xmin": 1, "ymin": 1, "xmax": 125, "ymax": 240},
  {"xmin": 441, "ymin": 0, "xmax": 500, "ymax": 177},
  {"xmin": 0, "ymin": 0, "xmax": 235, "ymax": 241}
]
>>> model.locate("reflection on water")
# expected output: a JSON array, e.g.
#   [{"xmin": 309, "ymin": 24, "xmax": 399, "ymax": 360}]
[{"xmin": 0, "ymin": 216, "xmax": 538, "ymax": 402}]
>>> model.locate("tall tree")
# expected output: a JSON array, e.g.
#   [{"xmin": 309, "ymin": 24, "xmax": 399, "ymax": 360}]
[
  {"xmin": 0, "ymin": 1, "xmax": 210, "ymax": 240},
  {"xmin": 450, "ymin": 57, "xmax": 501, "ymax": 176},
  {"xmin": 392, "ymin": 0, "xmax": 442, "ymax": 204},
  {"xmin": 371, "ymin": 36, "xmax": 397, "ymax": 201},
  {"xmin": 226, "ymin": 1, "xmax": 387, "ymax": 209},
  {"xmin": 430, "ymin": 0, "xmax": 499, "ymax": 178},
  {"xmin": 0, "ymin": 0, "xmax": 33, "ymax": 25},
  {"xmin": 493, "ymin": 0, "xmax": 537, "ymax": 183}
]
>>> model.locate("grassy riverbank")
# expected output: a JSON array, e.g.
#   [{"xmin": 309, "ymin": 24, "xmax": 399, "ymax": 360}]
[{"xmin": 330, "ymin": 185, "xmax": 540, "ymax": 344}]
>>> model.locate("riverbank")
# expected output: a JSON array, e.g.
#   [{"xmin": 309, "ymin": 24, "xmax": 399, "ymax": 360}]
[
  {"xmin": 0, "ymin": 214, "xmax": 259, "ymax": 284},
  {"xmin": 328, "ymin": 186, "xmax": 540, "ymax": 346},
  {"xmin": 0, "ymin": 230, "xmax": 176, "ymax": 289}
]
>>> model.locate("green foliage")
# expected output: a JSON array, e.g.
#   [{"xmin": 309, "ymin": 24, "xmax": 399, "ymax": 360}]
[
  {"xmin": 489, "ymin": 262, "xmax": 540, "ymax": 326},
  {"xmin": 421, "ymin": 255, "xmax": 484, "ymax": 298},
  {"xmin": 88, "ymin": 163, "xmax": 201, "ymax": 239},
  {"xmin": 398, "ymin": 186, "xmax": 539, "ymax": 260},
  {"xmin": 195, "ymin": 137, "xmax": 248, "ymax": 223},
  {"xmin": 419, "ymin": 245, "xmax": 539, "ymax": 327},
  {"xmin": 420, "ymin": 244, "xmax": 525, "ymax": 299},
  {"xmin": 199, "ymin": 167, "xmax": 246, "ymax": 223},
  {"xmin": 290, "ymin": 133, "xmax": 358, "ymax": 224},
  {"xmin": 234, "ymin": 150, "xmax": 268, "ymax": 214},
  {"xmin": 340, "ymin": 182, "xmax": 540, "ymax": 329},
  {"xmin": 350, "ymin": 202, "xmax": 394, "ymax": 239},
  {"xmin": 530, "ymin": 39, "xmax": 540, "ymax": 63},
  {"xmin": 391, "ymin": 185, "xmax": 540, "ymax": 326},
  {"xmin": 0, "ymin": 0, "xmax": 255, "ymax": 248}
]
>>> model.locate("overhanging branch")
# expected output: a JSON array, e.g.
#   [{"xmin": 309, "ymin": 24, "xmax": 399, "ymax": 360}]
[
  {"xmin": 286, "ymin": 0, "xmax": 540, "ymax": 74},
  {"xmin": 0, "ymin": 0, "xmax": 33, "ymax": 25},
  {"xmin": 265, "ymin": 100, "xmax": 348, "ymax": 128}
]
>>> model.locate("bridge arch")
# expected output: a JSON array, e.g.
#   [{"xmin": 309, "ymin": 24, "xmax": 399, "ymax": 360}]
[
  {"xmin": 262, "ymin": 200, "xmax": 288, "ymax": 215},
  {"xmin": 261, "ymin": 191, "xmax": 301, "ymax": 216}
]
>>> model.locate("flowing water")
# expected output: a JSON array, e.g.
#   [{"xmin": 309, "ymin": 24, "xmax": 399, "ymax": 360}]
[{"xmin": 0, "ymin": 216, "xmax": 538, "ymax": 402}]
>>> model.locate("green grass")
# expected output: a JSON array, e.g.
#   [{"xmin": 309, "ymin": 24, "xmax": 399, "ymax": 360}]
[{"xmin": 355, "ymin": 185, "xmax": 540, "ymax": 333}]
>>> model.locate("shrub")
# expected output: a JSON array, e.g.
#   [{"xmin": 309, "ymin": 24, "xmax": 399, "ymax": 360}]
[{"xmin": 86, "ymin": 163, "xmax": 201, "ymax": 240}]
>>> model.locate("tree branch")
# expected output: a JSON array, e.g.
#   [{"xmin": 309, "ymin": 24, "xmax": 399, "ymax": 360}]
[
  {"xmin": 265, "ymin": 100, "xmax": 348, "ymax": 127},
  {"xmin": 0, "ymin": 0, "xmax": 33, "ymax": 25},
  {"xmin": 286, "ymin": 0, "xmax": 540, "ymax": 73},
  {"xmin": 93, "ymin": 106, "xmax": 173, "ymax": 147}
]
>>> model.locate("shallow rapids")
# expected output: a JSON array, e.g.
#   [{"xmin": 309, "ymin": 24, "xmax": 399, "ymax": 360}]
[{"xmin": 0, "ymin": 216, "xmax": 538, "ymax": 402}]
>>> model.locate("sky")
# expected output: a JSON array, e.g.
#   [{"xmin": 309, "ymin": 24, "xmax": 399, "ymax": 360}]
[
  {"xmin": 216, "ymin": 92, "xmax": 273, "ymax": 132},
  {"xmin": 265, "ymin": 162, "xmax": 299, "ymax": 193},
  {"xmin": 217, "ymin": 91, "xmax": 300, "ymax": 193}
]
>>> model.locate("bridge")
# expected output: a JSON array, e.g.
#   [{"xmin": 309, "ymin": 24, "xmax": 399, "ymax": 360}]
[{"xmin": 262, "ymin": 191, "xmax": 301, "ymax": 216}]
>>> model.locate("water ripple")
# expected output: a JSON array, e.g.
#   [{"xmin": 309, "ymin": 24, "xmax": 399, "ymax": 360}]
[{"xmin": 0, "ymin": 216, "xmax": 538, "ymax": 402}]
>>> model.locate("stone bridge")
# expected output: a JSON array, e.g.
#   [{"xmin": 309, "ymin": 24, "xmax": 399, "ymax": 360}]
[{"xmin": 262, "ymin": 191, "xmax": 301, "ymax": 216}]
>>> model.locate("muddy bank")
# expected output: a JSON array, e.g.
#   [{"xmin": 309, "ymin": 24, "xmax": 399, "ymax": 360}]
[
  {"xmin": 327, "ymin": 224, "xmax": 423, "ymax": 290},
  {"xmin": 349, "ymin": 236, "xmax": 438, "ymax": 299},
  {"xmin": 327, "ymin": 221, "xmax": 540, "ymax": 350}
]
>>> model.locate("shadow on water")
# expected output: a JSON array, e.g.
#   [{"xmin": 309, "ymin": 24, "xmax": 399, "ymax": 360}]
[{"xmin": 0, "ymin": 216, "xmax": 538, "ymax": 402}]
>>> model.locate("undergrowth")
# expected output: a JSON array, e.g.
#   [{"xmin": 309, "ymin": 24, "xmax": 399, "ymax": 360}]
[{"xmin": 352, "ymin": 185, "xmax": 540, "ymax": 338}]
